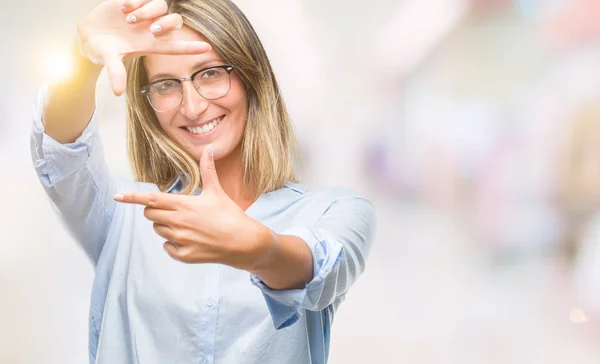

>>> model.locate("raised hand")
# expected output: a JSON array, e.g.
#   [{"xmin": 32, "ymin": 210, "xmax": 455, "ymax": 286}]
[
  {"xmin": 77, "ymin": 0, "xmax": 212, "ymax": 96},
  {"xmin": 113, "ymin": 145, "xmax": 275, "ymax": 271}
]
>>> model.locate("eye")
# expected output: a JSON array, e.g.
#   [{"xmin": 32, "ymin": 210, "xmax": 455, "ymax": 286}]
[
  {"xmin": 151, "ymin": 80, "xmax": 180, "ymax": 94},
  {"xmin": 200, "ymin": 68, "xmax": 224, "ymax": 80}
]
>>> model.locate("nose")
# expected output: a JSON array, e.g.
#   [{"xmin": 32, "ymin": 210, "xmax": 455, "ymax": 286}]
[{"xmin": 179, "ymin": 81, "xmax": 208, "ymax": 119}]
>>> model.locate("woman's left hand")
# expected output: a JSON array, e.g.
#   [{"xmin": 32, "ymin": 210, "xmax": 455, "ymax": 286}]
[{"xmin": 113, "ymin": 145, "xmax": 275, "ymax": 271}]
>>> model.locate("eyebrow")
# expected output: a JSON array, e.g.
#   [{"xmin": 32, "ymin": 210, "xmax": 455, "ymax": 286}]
[{"xmin": 147, "ymin": 60, "xmax": 224, "ymax": 82}]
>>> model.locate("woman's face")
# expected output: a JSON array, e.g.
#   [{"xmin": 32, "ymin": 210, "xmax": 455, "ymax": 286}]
[{"xmin": 143, "ymin": 26, "xmax": 248, "ymax": 163}]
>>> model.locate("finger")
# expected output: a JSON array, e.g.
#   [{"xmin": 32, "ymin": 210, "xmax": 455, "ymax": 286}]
[
  {"xmin": 149, "ymin": 13, "xmax": 184, "ymax": 35},
  {"xmin": 144, "ymin": 207, "xmax": 175, "ymax": 226},
  {"xmin": 150, "ymin": 39, "xmax": 212, "ymax": 55},
  {"xmin": 163, "ymin": 242, "xmax": 197, "ymax": 263},
  {"xmin": 154, "ymin": 223, "xmax": 175, "ymax": 241},
  {"xmin": 163, "ymin": 241, "xmax": 182, "ymax": 260},
  {"xmin": 125, "ymin": 0, "xmax": 168, "ymax": 24},
  {"xmin": 199, "ymin": 144, "xmax": 222, "ymax": 192},
  {"xmin": 118, "ymin": 0, "xmax": 147, "ymax": 14},
  {"xmin": 113, "ymin": 191, "xmax": 178, "ymax": 210},
  {"xmin": 104, "ymin": 55, "xmax": 127, "ymax": 96}
]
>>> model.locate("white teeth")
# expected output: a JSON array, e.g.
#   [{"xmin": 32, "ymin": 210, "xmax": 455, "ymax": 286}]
[{"xmin": 185, "ymin": 117, "xmax": 222, "ymax": 135}]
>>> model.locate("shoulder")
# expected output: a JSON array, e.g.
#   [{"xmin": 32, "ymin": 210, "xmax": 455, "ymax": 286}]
[
  {"xmin": 283, "ymin": 182, "xmax": 371, "ymax": 203},
  {"xmin": 278, "ymin": 182, "xmax": 375, "ymax": 219},
  {"xmin": 278, "ymin": 183, "xmax": 376, "ymax": 237}
]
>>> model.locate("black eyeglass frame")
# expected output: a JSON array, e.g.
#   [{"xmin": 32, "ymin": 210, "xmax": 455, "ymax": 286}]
[{"xmin": 140, "ymin": 65, "xmax": 234, "ymax": 111}]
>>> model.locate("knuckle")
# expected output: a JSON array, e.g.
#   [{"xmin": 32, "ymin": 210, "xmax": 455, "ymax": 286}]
[
  {"xmin": 153, "ymin": 223, "xmax": 168, "ymax": 239},
  {"xmin": 157, "ymin": 0, "xmax": 169, "ymax": 13},
  {"xmin": 172, "ymin": 229, "xmax": 188, "ymax": 243},
  {"xmin": 152, "ymin": 223, "xmax": 163, "ymax": 236},
  {"xmin": 123, "ymin": 0, "xmax": 138, "ymax": 11},
  {"xmin": 169, "ymin": 218, "xmax": 181, "ymax": 229},
  {"xmin": 161, "ymin": 14, "xmax": 182, "ymax": 30},
  {"xmin": 164, "ymin": 244, "xmax": 181, "ymax": 260},
  {"xmin": 179, "ymin": 250, "xmax": 191, "ymax": 261},
  {"xmin": 173, "ymin": 248, "xmax": 192, "ymax": 263},
  {"xmin": 128, "ymin": 1, "xmax": 146, "ymax": 16}
]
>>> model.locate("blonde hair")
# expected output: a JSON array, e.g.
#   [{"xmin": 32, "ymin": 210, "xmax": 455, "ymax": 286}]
[{"xmin": 124, "ymin": 0, "xmax": 299, "ymax": 197}]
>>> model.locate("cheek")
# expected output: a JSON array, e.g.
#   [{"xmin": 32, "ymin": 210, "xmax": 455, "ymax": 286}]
[
  {"xmin": 232, "ymin": 101, "xmax": 248, "ymax": 135},
  {"xmin": 228, "ymin": 77, "xmax": 248, "ymax": 115},
  {"xmin": 156, "ymin": 114, "xmax": 176, "ymax": 135},
  {"xmin": 224, "ymin": 89, "xmax": 248, "ymax": 131}
]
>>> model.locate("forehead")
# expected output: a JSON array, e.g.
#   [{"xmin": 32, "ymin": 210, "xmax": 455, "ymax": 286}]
[{"xmin": 144, "ymin": 26, "xmax": 223, "ymax": 77}]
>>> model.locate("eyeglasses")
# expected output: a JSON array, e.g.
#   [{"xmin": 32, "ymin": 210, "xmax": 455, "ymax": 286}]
[{"xmin": 140, "ymin": 65, "xmax": 234, "ymax": 113}]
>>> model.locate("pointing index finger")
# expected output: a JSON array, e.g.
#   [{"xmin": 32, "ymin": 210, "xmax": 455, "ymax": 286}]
[{"xmin": 113, "ymin": 191, "xmax": 178, "ymax": 210}]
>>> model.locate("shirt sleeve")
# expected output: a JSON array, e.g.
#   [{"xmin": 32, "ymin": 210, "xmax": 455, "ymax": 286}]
[
  {"xmin": 30, "ymin": 83, "xmax": 119, "ymax": 266},
  {"xmin": 250, "ymin": 195, "xmax": 376, "ymax": 329}
]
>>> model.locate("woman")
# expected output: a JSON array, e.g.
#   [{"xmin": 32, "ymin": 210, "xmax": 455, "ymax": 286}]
[{"xmin": 31, "ymin": 0, "xmax": 375, "ymax": 363}]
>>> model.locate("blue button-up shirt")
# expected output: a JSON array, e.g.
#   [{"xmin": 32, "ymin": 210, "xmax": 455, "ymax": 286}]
[{"xmin": 30, "ymin": 85, "xmax": 375, "ymax": 364}]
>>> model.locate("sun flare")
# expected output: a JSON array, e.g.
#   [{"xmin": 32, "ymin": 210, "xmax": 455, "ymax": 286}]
[{"xmin": 44, "ymin": 50, "xmax": 74, "ymax": 81}]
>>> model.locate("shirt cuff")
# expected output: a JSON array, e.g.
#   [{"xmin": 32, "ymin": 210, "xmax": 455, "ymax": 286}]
[
  {"xmin": 250, "ymin": 226, "xmax": 344, "ymax": 329},
  {"xmin": 31, "ymin": 83, "xmax": 98, "ymax": 187}
]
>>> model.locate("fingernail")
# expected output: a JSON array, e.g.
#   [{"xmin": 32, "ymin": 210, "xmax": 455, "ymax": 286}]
[
  {"xmin": 208, "ymin": 144, "xmax": 214, "ymax": 158},
  {"xmin": 126, "ymin": 14, "xmax": 137, "ymax": 23},
  {"xmin": 113, "ymin": 193, "xmax": 125, "ymax": 201},
  {"xmin": 176, "ymin": 22, "xmax": 183, "ymax": 30},
  {"xmin": 151, "ymin": 24, "xmax": 161, "ymax": 33}
]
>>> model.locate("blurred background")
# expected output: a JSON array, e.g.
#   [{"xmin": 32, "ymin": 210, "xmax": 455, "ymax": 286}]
[{"xmin": 3, "ymin": 0, "xmax": 600, "ymax": 362}]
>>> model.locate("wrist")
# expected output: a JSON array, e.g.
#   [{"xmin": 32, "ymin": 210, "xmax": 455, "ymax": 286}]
[
  {"xmin": 247, "ymin": 225, "xmax": 278, "ymax": 275},
  {"xmin": 68, "ymin": 37, "xmax": 103, "ymax": 85},
  {"xmin": 73, "ymin": 40, "xmax": 104, "ymax": 79}
]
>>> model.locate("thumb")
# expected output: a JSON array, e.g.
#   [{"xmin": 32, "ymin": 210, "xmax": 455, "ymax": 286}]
[
  {"xmin": 104, "ymin": 54, "xmax": 127, "ymax": 96},
  {"xmin": 200, "ymin": 144, "xmax": 221, "ymax": 192}
]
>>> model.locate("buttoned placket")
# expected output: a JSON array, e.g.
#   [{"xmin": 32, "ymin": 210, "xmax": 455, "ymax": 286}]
[{"xmin": 197, "ymin": 263, "xmax": 221, "ymax": 364}]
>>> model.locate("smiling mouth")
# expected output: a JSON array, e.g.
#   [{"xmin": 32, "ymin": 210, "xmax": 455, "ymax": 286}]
[{"xmin": 181, "ymin": 116, "xmax": 224, "ymax": 135}]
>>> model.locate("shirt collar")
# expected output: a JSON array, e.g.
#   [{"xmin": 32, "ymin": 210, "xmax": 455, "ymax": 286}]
[{"xmin": 165, "ymin": 175, "xmax": 201, "ymax": 195}]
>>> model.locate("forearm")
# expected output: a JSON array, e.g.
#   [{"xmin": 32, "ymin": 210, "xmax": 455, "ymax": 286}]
[
  {"xmin": 32, "ymin": 79, "xmax": 118, "ymax": 264},
  {"xmin": 249, "ymin": 231, "xmax": 314, "ymax": 291},
  {"xmin": 43, "ymin": 41, "xmax": 103, "ymax": 144}
]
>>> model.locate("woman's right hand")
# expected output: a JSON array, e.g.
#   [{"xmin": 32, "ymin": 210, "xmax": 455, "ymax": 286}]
[{"xmin": 77, "ymin": 0, "xmax": 211, "ymax": 96}]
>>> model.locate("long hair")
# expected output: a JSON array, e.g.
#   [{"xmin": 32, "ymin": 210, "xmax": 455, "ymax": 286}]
[{"xmin": 124, "ymin": 0, "xmax": 299, "ymax": 197}]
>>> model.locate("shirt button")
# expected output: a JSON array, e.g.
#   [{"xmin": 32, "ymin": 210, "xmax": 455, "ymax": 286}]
[
  {"xmin": 42, "ymin": 168, "xmax": 48, "ymax": 175},
  {"xmin": 205, "ymin": 299, "xmax": 215, "ymax": 308}
]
